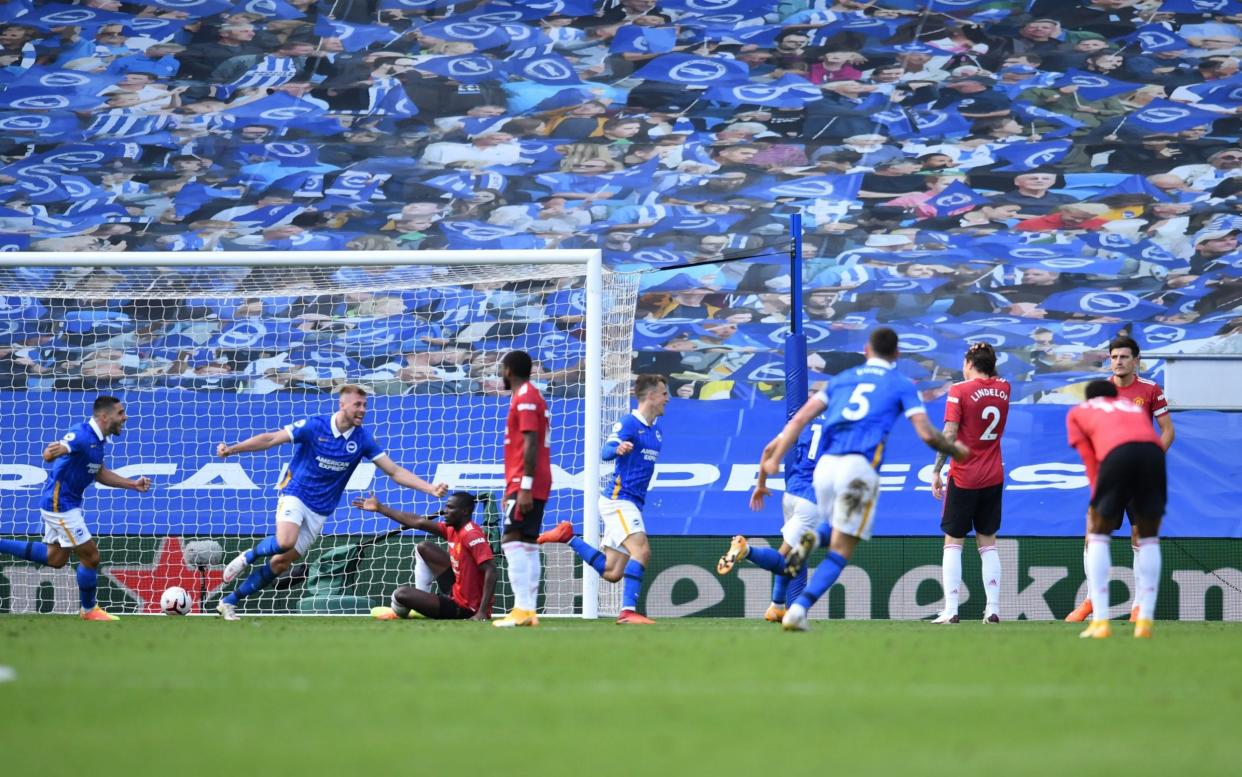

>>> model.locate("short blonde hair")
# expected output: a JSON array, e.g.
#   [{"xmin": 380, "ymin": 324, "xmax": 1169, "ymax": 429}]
[{"xmin": 339, "ymin": 384, "xmax": 369, "ymax": 398}]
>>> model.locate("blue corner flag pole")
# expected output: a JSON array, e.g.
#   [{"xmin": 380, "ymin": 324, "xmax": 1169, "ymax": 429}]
[{"xmin": 784, "ymin": 212, "xmax": 807, "ymax": 476}]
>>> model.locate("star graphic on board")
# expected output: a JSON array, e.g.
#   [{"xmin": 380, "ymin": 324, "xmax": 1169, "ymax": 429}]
[{"xmin": 106, "ymin": 537, "xmax": 226, "ymax": 614}]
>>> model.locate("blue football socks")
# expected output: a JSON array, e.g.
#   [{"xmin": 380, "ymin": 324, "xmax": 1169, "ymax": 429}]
[
  {"xmin": 771, "ymin": 573, "xmax": 789, "ymax": 605},
  {"xmin": 245, "ymin": 535, "xmax": 287, "ymax": 564},
  {"xmin": 76, "ymin": 565, "xmax": 98, "ymax": 610},
  {"xmin": 0, "ymin": 539, "xmax": 49, "ymax": 564},
  {"xmin": 622, "ymin": 559, "xmax": 645, "ymax": 611},
  {"xmin": 746, "ymin": 545, "xmax": 785, "ymax": 573},
  {"xmin": 796, "ymin": 551, "xmax": 848, "ymax": 610},
  {"xmin": 568, "ymin": 537, "xmax": 606, "ymax": 575},
  {"xmin": 815, "ymin": 521, "xmax": 833, "ymax": 547},
  {"xmin": 786, "ymin": 566, "xmax": 807, "ymax": 606},
  {"xmin": 225, "ymin": 561, "xmax": 278, "ymax": 605}
]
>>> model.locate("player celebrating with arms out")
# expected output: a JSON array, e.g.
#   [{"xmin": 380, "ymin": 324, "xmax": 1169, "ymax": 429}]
[
  {"xmin": 764, "ymin": 328, "xmax": 970, "ymax": 632},
  {"xmin": 354, "ymin": 491, "xmax": 496, "ymax": 621},
  {"xmin": 215, "ymin": 384, "xmax": 448, "ymax": 620},
  {"xmin": 494, "ymin": 350, "xmax": 552, "ymax": 628},
  {"xmin": 1068, "ymin": 380, "xmax": 1167, "ymax": 639},
  {"xmin": 1065, "ymin": 335, "xmax": 1175, "ymax": 624},
  {"xmin": 0, "ymin": 396, "xmax": 151, "ymax": 621},
  {"xmin": 539, "ymin": 374, "xmax": 668, "ymax": 625},
  {"xmin": 930, "ymin": 342, "xmax": 1010, "ymax": 625}
]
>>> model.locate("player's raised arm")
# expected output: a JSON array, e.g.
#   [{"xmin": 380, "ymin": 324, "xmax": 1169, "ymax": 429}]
[
  {"xmin": 217, "ymin": 429, "xmax": 293, "ymax": 458},
  {"xmin": 372, "ymin": 455, "xmax": 449, "ymax": 497},
  {"xmin": 909, "ymin": 412, "xmax": 970, "ymax": 463},
  {"xmin": 95, "ymin": 466, "xmax": 151, "ymax": 492},
  {"xmin": 351, "ymin": 493, "xmax": 446, "ymax": 536},
  {"xmin": 760, "ymin": 394, "xmax": 828, "ymax": 475}
]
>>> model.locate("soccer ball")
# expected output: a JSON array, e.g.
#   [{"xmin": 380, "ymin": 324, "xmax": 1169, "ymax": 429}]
[{"xmin": 160, "ymin": 586, "xmax": 191, "ymax": 616}]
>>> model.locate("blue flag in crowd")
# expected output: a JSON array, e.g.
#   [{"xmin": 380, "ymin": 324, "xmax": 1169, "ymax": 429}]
[
  {"xmin": 485, "ymin": 0, "xmax": 595, "ymax": 18},
  {"xmin": 128, "ymin": 0, "xmax": 233, "ymax": 14},
  {"xmin": 416, "ymin": 56, "xmax": 504, "ymax": 84},
  {"xmin": 910, "ymin": 108, "xmax": 971, "ymax": 139},
  {"xmin": 742, "ymin": 174, "xmax": 862, "ymax": 201},
  {"xmin": 1124, "ymin": 99, "xmax": 1221, "ymax": 134},
  {"xmin": 1124, "ymin": 24, "xmax": 1191, "ymax": 54},
  {"xmin": 1092, "ymin": 174, "xmax": 1171, "ymax": 202},
  {"xmin": 610, "ymin": 26, "xmax": 679, "ymax": 55},
  {"xmin": 504, "ymin": 50, "xmax": 581, "ymax": 85},
  {"xmin": 687, "ymin": 24, "xmax": 780, "ymax": 48},
  {"xmin": 9, "ymin": 66, "xmax": 119, "ymax": 95},
  {"xmin": 659, "ymin": 0, "xmax": 770, "ymax": 13},
  {"xmin": 213, "ymin": 319, "xmax": 304, "ymax": 352},
  {"xmin": 992, "ymin": 140, "xmax": 1072, "ymax": 171},
  {"xmin": 1133, "ymin": 321, "xmax": 1222, "ymax": 351},
  {"xmin": 313, "ymin": 19, "xmax": 398, "ymax": 52},
  {"xmin": 0, "ymin": 112, "xmax": 80, "ymax": 138},
  {"xmin": 379, "ymin": 0, "xmax": 461, "ymax": 10},
  {"xmin": 231, "ymin": 0, "xmax": 305, "ymax": 20},
  {"xmin": 223, "ymin": 93, "xmax": 325, "ymax": 125},
  {"xmin": 644, "ymin": 212, "xmax": 743, "ymax": 235},
  {"xmin": 851, "ymin": 277, "xmax": 949, "ymax": 295},
  {"xmin": 23, "ymin": 3, "xmax": 127, "ymax": 29},
  {"xmin": 871, "ymin": 107, "xmax": 915, "ymax": 138},
  {"xmin": 1009, "ymin": 254, "xmax": 1129, "ymax": 276},
  {"xmin": 813, "ymin": 16, "xmax": 903, "ymax": 43},
  {"xmin": 419, "ymin": 20, "xmax": 510, "ymax": 51},
  {"xmin": 633, "ymin": 54, "xmax": 749, "ymax": 87},
  {"xmin": 1183, "ymin": 74, "xmax": 1242, "ymax": 106},
  {"xmin": 439, "ymin": 220, "xmax": 544, "ymax": 250},
  {"xmin": 1012, "ymin": 102, "xmax": 1085, "ymax": 137},
  {"xmin": 1053, "ymin": 70, "xmax": 1143, "ymax": 101},
  {"xmin": 1042, "ymin": 289, "xmax": 1166, "ymax": 318},
  {"xmin": 706, "ymin": 74, "xmax": 823, "ymax": 109},
  {"xmin": 1160, "ymin": 0, "xmax": 1242, "ymax": 14},
  {"xmin": 926, "ymin": 181, "xmax": 989, "ymax": 215},
  {"xmin": 0, "ymin": 87, "xmax": 104, "ymax": 111}
]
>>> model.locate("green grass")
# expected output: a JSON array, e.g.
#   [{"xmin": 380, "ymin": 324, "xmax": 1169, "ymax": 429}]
[{"xmin": 3, "ymin": 617, "xmax": 1240, "ymax": 777}]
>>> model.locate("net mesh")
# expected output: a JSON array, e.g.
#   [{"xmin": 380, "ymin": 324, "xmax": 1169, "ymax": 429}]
[{"xmin": 0, "ymin": 257, "xmax": 639, "ymax": 617}]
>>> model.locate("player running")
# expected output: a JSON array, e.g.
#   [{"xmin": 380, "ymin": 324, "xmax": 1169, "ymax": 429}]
[
  {"xmin": 0, "ymin": 396, "xmax": 151, "ymax": 621},
  {"xmin": 538, "ymin": 374, "xmax": 668, "ymax": 625},
  {"xmin": 355, "ymin": 491, "xmax": 497, "ymax": 621},
  {"xmin": 494, "ymin": 350, "xmax": 552, "ymax": 628},
  {"xmin": 716, "ymin": 416, "xmax": 823, "ymax": 623},
  {"xmin": 762, "ymin": 328, "xmax": 969, "ymax": 632},
  {"xmin": 1068, "ymin": 380, "xmax": 1167, "ymax": 639},
  {"xmin": 215, "ymin": 384, "xmax": 448, "ymax": 621},
  {"xmin": 1065, "ymin": 335, "xmax": 1175, "ymax": 624},
  {"xmin": 929, "ymin": 343, "xmax": 1010, "ymax": 625}
]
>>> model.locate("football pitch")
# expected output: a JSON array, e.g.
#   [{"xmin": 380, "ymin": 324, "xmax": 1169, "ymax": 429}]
[{"xmin": 3, "ymin": 617, "xmax": 1239, "ymax": 777}]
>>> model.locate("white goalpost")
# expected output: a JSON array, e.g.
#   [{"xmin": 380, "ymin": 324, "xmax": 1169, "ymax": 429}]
[{"xmin": 0, "ymin": 250, "xmax": 638, "ymax": 618}]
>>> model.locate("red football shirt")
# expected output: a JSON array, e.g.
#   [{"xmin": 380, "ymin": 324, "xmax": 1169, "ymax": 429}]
[
  {"xmin": 504, "ymin": 381, "xmax": 552, "ymax": 499},
  {"xmin": 944, "ymin": 376, "xmax": 1010, "ymax": 489},
  {"xmin": 1109, "ymin": 375, "xmax": 1168, "ymax": 420},
  {"xmin": 1066, "ymin": 397, "xmax": 1162, "ymax": 488},
  {"xmin": 443, "ymin": 521, "xmax": 494, "ymax": 613}
]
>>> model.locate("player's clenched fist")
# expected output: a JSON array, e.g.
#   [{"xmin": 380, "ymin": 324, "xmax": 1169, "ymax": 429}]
[{"xmin": 216, "ymin": 443, "xmax": 232, "ymax": 458}]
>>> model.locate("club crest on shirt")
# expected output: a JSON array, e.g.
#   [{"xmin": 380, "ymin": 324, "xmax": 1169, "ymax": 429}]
[
  {"xmin": 346, "ymin": 440, "xmax": 358, "ymax": 454},
  {"xmin": 1133, "ymin": 397, "xmax": 1145, "ymax": 406}
]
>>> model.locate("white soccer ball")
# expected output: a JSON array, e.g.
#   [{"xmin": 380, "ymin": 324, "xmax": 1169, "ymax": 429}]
[{"xmin": 160, "ymin": 586, "xmax": 191, "ymax": 616}]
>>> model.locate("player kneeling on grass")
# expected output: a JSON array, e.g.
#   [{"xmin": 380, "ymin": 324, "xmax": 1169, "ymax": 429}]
[
  {"xmin": 1068, "ymin": 380, "xmax": 1166, "ymax": 640},
  {"xmin": 764, "ymin": 328, "xmax": 969, "ymax": 632},
  {"xmin": 354, "ymin": 492, "xmax": 496, "ymax": 622},
  {"xmin": 538, "ymin": 375, "xmax": 667, "ymax": 624}
]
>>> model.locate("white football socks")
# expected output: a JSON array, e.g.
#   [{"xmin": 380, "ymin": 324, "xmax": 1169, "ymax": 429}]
[
  {"xmin": 502, "ymin": 541, "xmax": 531, "ymax": 611},
  {"xmin": 414, "ymin": 550, "xmax": 434, "ymax": 593},
  {"xmin": 1135, "ymin": 537, "xmax": 1161, "ymax": 621},
  {"xmin": 1086, "ymin": 534, "xmax": 1111, "ymax": 622},
  {"xmin": 942, "ymin": 543, "xmax": 963, "ymax": 616},
  {"xmin": 979, "ymin": 544, "xmax": 1001, "ymax": 615},
  {"xmin": 524, "ymin": 542, "xmax": 542, "ymax": 613}
]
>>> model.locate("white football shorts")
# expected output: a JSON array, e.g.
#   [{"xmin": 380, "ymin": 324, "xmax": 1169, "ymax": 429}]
[
  {"xmin": 275, "ymin": 494, "xmax": 328, "ymax": 557},
  {"xmin": 812, "ymin": 453, "xmax": 881, "ymax": 541},
  {"xmin": 781, "ymin": 493, "xmax": 818, "ymax": 548},
  {"xmin": 40, "ymin": 508, "xmax": 92, "ymax": 548},
  {"xmin": 598, "ymin": 496, "xmax": 646, "ymax": 553}
]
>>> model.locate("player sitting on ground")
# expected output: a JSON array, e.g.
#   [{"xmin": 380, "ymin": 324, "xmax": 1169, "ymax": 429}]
[
  {"xmin": 215, "ymin": 384, "xmax": 448, "ymax": 620},
  {"xmin": 495, "ymin": 350, "xmax": 552, "ymax": 628},
  {"xmin": 538, "ymin": 374, "xmax": 668, "ymax": 625},
  {"xmin": 764, "ymin": 327, "xmax": 969, "ymax": 632},
  {"xmin": 1065, "ymin": 335, "xmax": 1175, "ymax": 624},
  {"xmin": 0, "ymin": 396, "xmax": 151, "ymax": 621},
  {"xmin": 354, "ymin": 492, "xmax": 496, "ymax": 621},
  {"xmin": 930, "ymin": 342, "xmax": 1010, "ymax": 625},
  {"xmin": 716, "ymin": 414, "xmax": 823, "ymax": 623},
  {"xmin": 1068, "ymin": 380, "xmax": 1167, "ymax": 639}
]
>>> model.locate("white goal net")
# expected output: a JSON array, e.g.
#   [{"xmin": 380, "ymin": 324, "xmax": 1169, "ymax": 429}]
[{"xmin": 0, "ymin": 251, "xmax": 638, "ymax": 618}]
